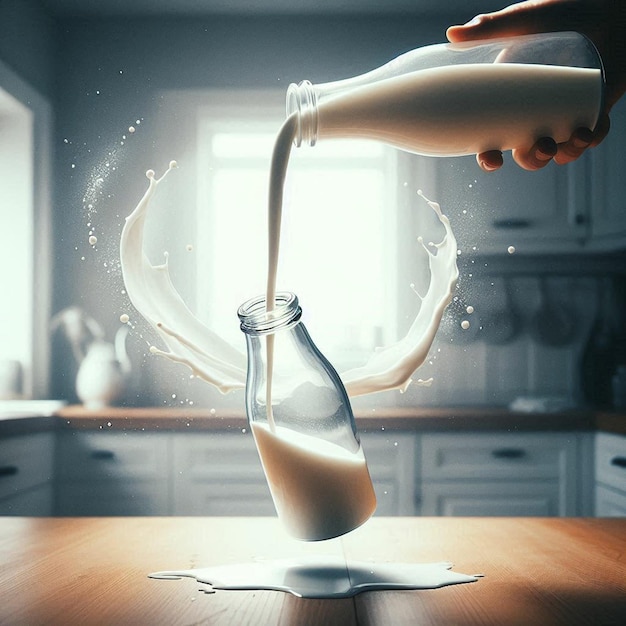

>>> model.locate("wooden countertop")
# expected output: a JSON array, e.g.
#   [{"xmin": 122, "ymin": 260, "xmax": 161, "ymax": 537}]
[
  {"xmin": 1, "ymin": 517, "xmax": 624, "ymax": 625},
  {"xmin": 55, "ymin": 404, "xmax": 624, "ymax": 435},
  {"xmin": 1, "ymin": 404, "xmax": 624, "ymax": 435}
]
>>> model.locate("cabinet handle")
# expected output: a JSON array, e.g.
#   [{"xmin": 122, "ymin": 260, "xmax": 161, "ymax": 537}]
[
  {"xmin": 0, "ymin": 465, "xmax": 18, "ymax": 477},
  {"xmin": 610, "ymin": 456, "xmax": 626, "ymax": 469},
  {"xmin": 91, "ymin": 450, "xmax": 116, "ymax": 460},
  {"xmin": 491, "ymin": 448, "xmax": 526, "ymax": 460}
]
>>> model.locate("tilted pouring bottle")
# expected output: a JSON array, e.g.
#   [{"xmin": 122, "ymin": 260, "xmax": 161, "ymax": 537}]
[{"xmin": 286, "ymin": 32, "xmax": 604, "ymax": 157}]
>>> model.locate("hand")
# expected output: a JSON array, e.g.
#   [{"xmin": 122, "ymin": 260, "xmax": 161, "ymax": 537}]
[{"xmin": 447, "ymin": 0, "xmax": 626, "ymax": 172}]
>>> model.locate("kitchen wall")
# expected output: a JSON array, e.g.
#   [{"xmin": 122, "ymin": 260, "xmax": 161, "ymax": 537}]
[
  {"xmin": 0, "ymin": 0, "xmax": 57, "ymax": 99},
  {"xmin": 1, "ymin": 6, "xmax": 625, "ymax": 410}
]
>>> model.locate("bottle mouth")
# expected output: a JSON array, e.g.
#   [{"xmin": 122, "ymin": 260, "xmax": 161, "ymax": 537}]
[
  {"xmin": 238, "ymin": 292, "xmax": 302, "ymax": 335},
  {"xmin": 286, "ymin": 80, "xmax": 317, "ymax": 147}
]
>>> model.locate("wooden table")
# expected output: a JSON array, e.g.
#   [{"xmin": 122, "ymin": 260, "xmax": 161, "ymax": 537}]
[{"xmin": 0, "ymin": 517, "xmax": 624, "ymax": 625}]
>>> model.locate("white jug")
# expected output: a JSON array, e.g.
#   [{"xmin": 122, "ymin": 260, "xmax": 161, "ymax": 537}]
[{"xmin": 76, "ymin": 326, "xmax": 131, "ymax": 409}]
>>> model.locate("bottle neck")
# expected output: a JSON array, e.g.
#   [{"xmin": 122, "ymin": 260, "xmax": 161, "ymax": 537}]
[
  {"xmin": 238, "ymin": 292, "xmax": 302, "ymax": 336},
  {"xmin": 286, "ymin": 80, "xmax": 318, "ymax": 147}
]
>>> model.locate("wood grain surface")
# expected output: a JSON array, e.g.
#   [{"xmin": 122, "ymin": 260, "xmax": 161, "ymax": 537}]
[{"xmin": 0, "ymin": 517, "xmax": 624, "ymax": 625}]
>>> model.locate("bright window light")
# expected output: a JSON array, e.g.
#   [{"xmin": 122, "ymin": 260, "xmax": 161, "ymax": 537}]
[{"xmin": 196, "ymin": 100, "xmax": 396, "ymax": 369}]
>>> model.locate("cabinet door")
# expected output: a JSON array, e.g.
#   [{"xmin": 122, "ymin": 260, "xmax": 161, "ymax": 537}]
[
  {"xmin": 55, "ymin": 431, "xmax": 170, "ymax": 516},
  {"xmin": 0, "ymin": 484, "xmax": 53, "ymax": 516},
  {"xmin": 595, "ymin": 432, "xmax": 626, "ymax": 493},
  {"xmin": 420, "ymin": 432, "xmax": 580, "ymax": 516},
  {"xmin": 55, "ymin": 482, "xmax": 168, "ymax": 516},
  {"xmin": 360, "ymin": 432, "xmax": 417, "ymax": 516},
  {"xmin": 417, "ymin": 150, "xmax": 588, "ymax": 255},
  {"xmin": 0, "ymin": 433, "xmax": 54, "ymax": 502},
  {"xmin": 595, "ymin": 485, "xmax": 626, "ymax": 517},
  {"xmin": 421, "ymin": 480, "xmax": 561, "ymax": 516},
  {"xmin": 589, "ymin": 98, "xmax": 626, "ymax": 249},
  {"xmin": 172, "ymin": 432, "xmax": 273, "ymax": 516}
]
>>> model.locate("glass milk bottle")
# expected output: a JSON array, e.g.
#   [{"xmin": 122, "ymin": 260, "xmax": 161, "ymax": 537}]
[
  {"xmin": 286, "ymin": 32, "xmax": 604, "ymax": 156},
  {"xmin": 238, "ymin": 291, "xmax": 376, "ymax": 541}
]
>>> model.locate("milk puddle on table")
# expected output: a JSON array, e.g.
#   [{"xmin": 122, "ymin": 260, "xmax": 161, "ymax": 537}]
[
  {"xmin": 121, "ymin": 117, "xmax": 468, "ymax": 597},
  {"xmin": 149, "ymin": 558, "xmax": 479, "ymax": 599}
]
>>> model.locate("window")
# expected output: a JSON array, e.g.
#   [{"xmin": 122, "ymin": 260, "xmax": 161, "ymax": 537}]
[
  {"xmin": 195, "ymin": 94, "xmax": 397, "ymax": 369},
  {"xmin": 0, "ymin": 61, "xmax": 52, "ymax": 400}
]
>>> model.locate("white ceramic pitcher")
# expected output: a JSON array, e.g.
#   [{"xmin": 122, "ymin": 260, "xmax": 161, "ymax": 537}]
[{"xmin": 76, "ymin": 326, "xmax": 131, "ymax": 409}]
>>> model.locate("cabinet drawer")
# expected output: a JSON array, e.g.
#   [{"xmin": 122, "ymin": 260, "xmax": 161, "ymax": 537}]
[
  {"xmin": 56, "ymin": 432, "xmax": 169, "ymax": 481},
  {"xmin": 421, "ymin": 432, "xmax": 577, "ymax": 480},
  {"xmin": 0, "ymin": 433, "xmax": 54, "ymax": 500},
  {"xmin": 172, "ymin": 432, "xmax": 263, "ymax": 482},
  {"xmin": 595, "ymin": 433, "xmax": 626, "ymax": 494},
  {"xmin": 56, "ymin": 481, "xmax": 168, "ymax": 516},
  {"xmin": 0, "ymin": 483, "xmax": 53, "ymax": 516},
  {"xmin": 174, "ymin": 482, "xmax": 274, "ymax": 516},
  {"xmin": 421, "ymin": 480, "xmax": 562, "ymax": 516}
]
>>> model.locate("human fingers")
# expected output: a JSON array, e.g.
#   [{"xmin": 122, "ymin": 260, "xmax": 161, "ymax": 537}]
[
  {"xmin": 588, "ymin": 111, "xmax": 610, "ymax": 148},
  {"xmin": 553, "ymin": 113, "xmax": 610, "ymax": 163},
  {"xmin": 511, "ymin": 136, "xmax": 557, "ymax": 170},
  {"xmin": 447, "ymin": 0, "xmax": 571, "ymax": 43},
  {"xmin": 476, "ymin": 150, "xmax": 504, "ymax": 172},
  {"xmin": 553, "ymin": 127, "xmax": 594, "ymax": 165}
]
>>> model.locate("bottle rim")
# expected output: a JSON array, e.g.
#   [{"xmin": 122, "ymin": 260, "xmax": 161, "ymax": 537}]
[
  {"xmin": 238, "ymin": 291, "xmax": 302, "ymax": 335},
  {"xmin": 286, "ymin": 80, "xmax": 318, "ymax": 147}
]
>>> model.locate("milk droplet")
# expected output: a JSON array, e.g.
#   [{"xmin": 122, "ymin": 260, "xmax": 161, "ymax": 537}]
[
  {"xmin": 466, "ymin": 306, "xmax": 474, "ymax": 314},
  {"xmin": 169, "ymin": 160, "xmax": 178, "ymax": 169},
  {"xmin": 89, "ymin": 235, "xmax": 98, "ymax": 245},
  {"xmin": 508, "ymin": 245, "xmax": 516, "ymax": 254},
  {"xmin": 210, "ymin": 408, "xmax": 216, "ymax": 415},
  {"xmin": 461, "ymin": 320, "xmax": 470, "ymax": 330},
  {"xmin": 186, "ymin": 244, "xmax": 193, "ymax": 252},
  {"xmin": 120, "ymin": 313, "xmax": 130, "ymax": 324},
  {"xmin": 129, "ymin": 126, "xmax": 136, "ymax": 133}
]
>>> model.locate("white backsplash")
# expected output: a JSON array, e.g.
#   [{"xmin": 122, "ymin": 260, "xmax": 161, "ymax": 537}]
[{"xmin": 395, "ymin": 274, "xmax": 600, "ymax": 407}]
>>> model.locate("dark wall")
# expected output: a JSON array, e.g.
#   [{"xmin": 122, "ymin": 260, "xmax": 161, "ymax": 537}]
[{"xmin": 0, "ymin": 0, "xmax": 58, "ymax": 98}]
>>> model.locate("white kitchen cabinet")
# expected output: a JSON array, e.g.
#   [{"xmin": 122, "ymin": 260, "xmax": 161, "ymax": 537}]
[
  {"xmin": 419, "ymin": 432, "xmax": 583, "ymax": 516},
  {"xmin": 416, "ymin": 150, "xmax": 589, "ymax": 256},
  {"xmin": 171, "ymin": 431, "xmax": 274, "ymax": 516},
  {"xmin": 54, "ymin": 431, "xmax": 170, "ymax": 516},
  {"xmin": 0, "ymin": 433, "xmax": 54, "ymax": 516},
  {"xmin": 588, "ymin": 98, "xmax": 626, "ymax": 250},
  {"xmin": 594, "ymin": 432, "xmax": 626, "ymax": 516},
  {"xmin": 361, "ymin": 432, "xmax": 417, "ymax": 516},
  {"xmin": 595, "ymin": 485, "xmax": 626, "ymax": 516}
]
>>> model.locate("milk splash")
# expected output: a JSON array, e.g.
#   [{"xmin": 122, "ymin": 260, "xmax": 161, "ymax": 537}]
[
  {"xmin": 120, "ymin": 167, "xmax": 458, "ymax": 397},
  {"xmin": 119, "ymin": 161, "xmax": 247, "ymax": 393}
]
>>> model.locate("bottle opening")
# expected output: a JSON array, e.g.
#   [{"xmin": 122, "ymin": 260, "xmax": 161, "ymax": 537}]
[
  {"xmin": 286, "ymin": 80, "xmax": 318, "ymax": 147},
  {"xmin": 238, "ymin": 292, "xmax": 302, "ymax": 335}
]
